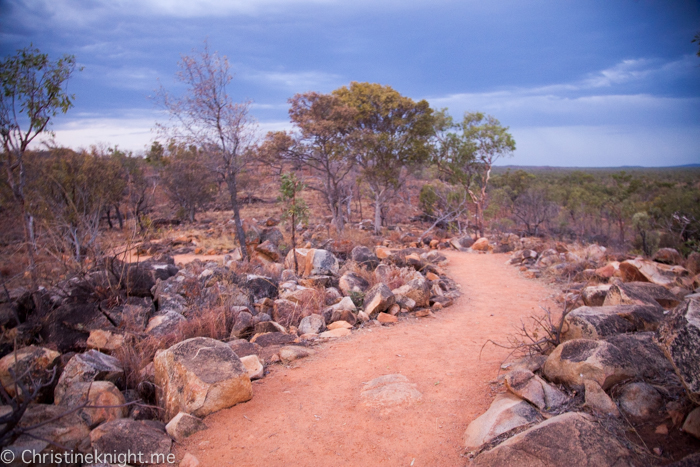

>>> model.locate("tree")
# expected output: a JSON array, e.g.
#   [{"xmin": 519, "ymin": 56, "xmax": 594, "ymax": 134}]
[
  {"xmin": 263, "ymin": 92, "xmax": 357, "ymax": 232},
  {"xmin": 333, "ymin": 82, "xmax": 433, "ymax": 233},
  {"xmin": 161, "ymin": 143, "xmax": 217, "ymax": 222},
  {"xmin": 512, "ymin": 187, "xmax": 558, "ymax": 236},
  {"xmin": 434, "ymin": 111, "xmax": 515, "ymax": 237},
  {"xmin": 279, "ymin": 173, "xmax": 308, "ymax": 274},
  {"xmin": 0, "ymin": 46, "xmax": 79, "ymax": 283},
  {"xmin": 155, "ymin": 41, "xmax": 255, "ymax": 259}
]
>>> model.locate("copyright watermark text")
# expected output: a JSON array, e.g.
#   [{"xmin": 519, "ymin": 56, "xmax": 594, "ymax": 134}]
[{"xmin": 0, "ymin": 448, "xmax": 176, "ymax": 466}]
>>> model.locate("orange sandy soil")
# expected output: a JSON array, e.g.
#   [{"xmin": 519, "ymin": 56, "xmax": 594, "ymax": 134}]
[{"xmin": 175, "ymin": 251, "xmax": 560, "ymax": 467}]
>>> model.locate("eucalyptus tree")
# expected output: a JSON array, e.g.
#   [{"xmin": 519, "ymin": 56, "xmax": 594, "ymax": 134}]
[
  {"xmin": 0, "ymin": 46, "xmax": 79, "ymax": 282},
  {"xmin": 333, "ymin": 82, "xmax": 433, "ymax": 233}
]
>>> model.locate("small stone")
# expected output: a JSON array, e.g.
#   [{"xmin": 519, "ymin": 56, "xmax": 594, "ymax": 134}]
[
  {"xmin": 327, "ymin": 320, "xmax": 352, "ymax": 330},
  {"xmin": 377, "ymin": 313, "xmax": 398, "ymax": 324},
  {"xmin": 319, "ymin": 328, "xmax": 351, "ymax": 338},
  {"xmin": 617, "ymin": 382, "xmax": 663, "ymax": 421},
  {"xmin": 239, "ymin": 355, "xmax": 264, "ymax": 380},
  {"xmin": 279, "ymin": 346, "xmax": 313, "ymax": 364},
  {"xmin": 415, "ymin": 310, "xmax": 434, "ymax": 318},
  {"xmin": 583, "ymin": 379, "xmax": 620, "ymax": 417},
  {"xmin": 655, "ymin": 424, "xmax": 668, "ymax": 435},
  {"xmin": 388, "ymin": 304, "xmax": 401, "ymax": 315},
  {"xmin": 165, "ymin": 412, "xmax": 207, "ymax": 442},
  {"xmin": 432, "ymin": 302, "xmax": 444, "ymax": 311},
  {"xmin": 298, "ymin": 314, "xmax": 326, "ymax": 335},
  {"xmin": 426, "ymin": 272, "xmax": 439, "ymax": 281},
  {"xmin": 180, "ymin": 453, "xmax": 201, "ymax": 467},
  {"xmin": 682, "ymin": 406, "xmax": 700, "ymax": 439},
  {"xmin": 86, "ymin": 330, "xmax": 125, "ymax": 352}
]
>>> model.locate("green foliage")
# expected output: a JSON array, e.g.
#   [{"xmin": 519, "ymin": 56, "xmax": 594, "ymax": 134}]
[
  {"xmin": 161, "ymin": 143, "xmax": 217, "ymax": 222},
  {"xmin": 348, "ymin": 290, "xmax": 365, "ymax": 308},
  {"xmin": 279, "ymin": 172, "xmax": 309, "ymax": 226}
]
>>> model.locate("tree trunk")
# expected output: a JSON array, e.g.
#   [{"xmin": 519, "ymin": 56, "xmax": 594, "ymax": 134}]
[
  {"xmin": 226, "ymin": 171, "xmax": 249, "ymax": 261},
  {"xmin": 373, "ymin": 190, "xmax": 383, "ymax": 234},
  {"xmin": 22, "ymin": 208, "xmax": 37, "ymax": 286},
  {"xmin": 115, "ymin": 204, "xmax": 124, "ymax": 229}
]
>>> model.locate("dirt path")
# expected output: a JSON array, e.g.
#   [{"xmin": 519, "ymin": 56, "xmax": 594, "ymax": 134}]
[{"xmin": 177, "ymin": 251, "xmax": 559, "ymax": 466}]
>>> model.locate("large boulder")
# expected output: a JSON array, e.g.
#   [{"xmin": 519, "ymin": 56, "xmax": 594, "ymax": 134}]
[
  {"xmin": 0, "ymin": 346, "xmax": 60, "ymax": 398},
  {"xmin": 154, "ymin": 337, "xmax": 252, "ymax": 421},
  {"xmin": 54, "ymin": 350, "xmax": 124, "ymax": 404},
  {"xmin": 653, "ymin": 247, "xmax": 683, "ymax": 265},
  {"xmin": 619, "ymin": 258, "xmax": 689, "ymax": 288},
  {"xmin": 543, "ymin": 339, "xmax": 635, "ymax": 390},
  {"xmin": 463, "ymin": 393, "xmax": 541, "ymax": 450},
  {"xmin": 603, "ymin": 282, "xmax": 679, "ymax": 309},
  {"xmin": 617, "ymin": 382, "xmax": 664, "ymax": 421},
  {"xmin": 471, "ymin": 412, "xmax": 634, "ymax": 466},
  {"xmin": 242, "ymin": 274, "xmax": 279, "ymax": 301},
  {"xmin": 145, "ymin": 310, "xmax": 185, "ymax": 336},
  {"xmin": 298, "ymin": 314, "xmax": 326, "ymax": 335},
  {"xmin": 561, "ymin": 305, "xmax": 665, "ymax": 341},
  {"xmin": 284, "ymin": 248, "xmax": 314, "ymax": 272},
  {"xmin": 657, "ymin": 298, "xmax": 700, "ymax": 404},
  {"xmin": 363, "ymin": 283, "xmax": 395, "ymax": 318},
  {"xmin": 471, "ymin": 237, "xmax": 490, "ymax": 252},
  {"xmin": 89, "ymin": 419, "xmax": 172, "ymax": 463},
  {"xmin": 604, "ymin": 332, "xmax": 676, "ymax": 382}
]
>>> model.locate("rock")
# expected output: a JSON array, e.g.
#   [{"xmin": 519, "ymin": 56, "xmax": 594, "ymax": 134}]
[
  {"xmin": 426, "ymin": 271, "xmax": 440, "ymax": 281},
  {"xmin": 653, "ymin": 248, "xmax": 683, "ymax": 265},
  {"xmin": 619, "ymin": 258, "xmax": 689, "ymax": 288},
  {"xmin": 180, "ymin": 452, "xmax": 202, "ymax": 467},
  {"xmin": 303, "ymin": 249, "xmax": 340, "ymax": 277},
  {"xmin": 165, "ymin": 412, "xmax": 207, "ymax": 442},
  {"xmin": 272, "ymin": 299, "xmax": 303, "ymax": 328},
  {"xmin": 463, "ymin": 393, "xmax": 541, "ymax": 450},
  {"xmin": 392, "ymin": 277, "xmax": 430, "ymax": 308},
  {"xmin": 375, "ymin": 246, "xmax": 392, "ymax": 259},
  {"xmin": 471, "ymin": 412, "xmax": 634, "ymax": 466},
  {"xmin": 298, "ymin": 314, "xmax": 326, "ymax": 335},
  {"xmin": 330, "ymin": 296, "xmax": 357, "ymax": 313},
  {"xmin": 239, "ymin": 355, "xmax": 264, "ymax": 379},
  {"xmin": 583, "ymin": 379, "xmax": 620, "ymax": 417},
  {"xmin": 260, "ymin": 226, "xmax": 283, "ymax": 244},
  {"xmin": 254, "ymin": 320, "xmax": 285, "ymax": 334},
  {"xmin": 284, "ymin": 248, "xmax": 314, "ymax": 272},
  {"xmin": 395, "ymin": 294, "xmax": 417, "ymax": 311},
  {"xmin": 329, "ymin": 309, "xmax": 357, "ymax": 326},
  {"xmin": 501, "ymin": 355, "xmax": 548, "ymax": 374},
  {"xmin": 363, "ymin": 283, "xmax": 395, "ymax": 317},
  {"xmin": 686, "ymin": 252, "xmax": 700, "ymax": 275},
  {"xmin": 350, "ymin": 246, "xmax": 379, "ymax": 270},
  {"xmin": 543, "ymin": 339, "xmax": 635, "ymax": 390},
  {"xmin": 145, "ymin": 310, "xmax": 185, "ymax": 336},
  {"xmin": 504, "ymin": 369, "xmax": 568, "ymax": 410},
  {"xmin": 90, "ymin": 419, "xmax": 172, "ymax": 462},
  {"xmin": 227, "ymin": 339, "xmax": 262, "ymax": 358},
  {"xmin": 669, "ymin": 452, "xmax": 700, "ymax": 467},
  {"xmin": 584, "ymin": 244, "xmax": 607, "ymax": 262},
  {"xmin": 230, "ymin": 311, "xmax": 254, "ymax": 339},
  {"xmin": 604, "ymin": 332, "xmax": 676, "ymax": 381},
  {"xmin": 324, "ymin": 287, "xmax": 342, "ymax": 305},
  {"xmin": 604, "ymin": 282, "xmax": 679, "ymax": 309},
  {"xmin": 561, "ymin": 305, "xmax": 665, "ymax": 341},
  {"xmin": 279, "ymin": 346, "xmax": 313, "ymax": 363},
  {"xmin": 580, "ymin": 284, "xmax": 611, "ymax": 306},
  {"xmin": 471, "ymin": 237, "xmax": 490, "ymax": 251},
  {"xmin": 377, "ymin": 313, "xmax": 398, "ymax": 324},
  {"xmin": 617, "ymin": 382, "xmax": 663, "ymax": 421},
  {"xmin": 243, "ymin": 274, "xmax": 279, "ymax": 301},
  {"xmin": 657, "ymin": 298, "xmax": 700, "ymax": 404},
  {"xmin": 250, "ymin": 332, "xmax": 296, "ymax": 347},
  {"xmin": 2, "ymin": 404, "xmax": 90, "ymax": 464},
  {"xmin": 0, "ymin": 346, "xmax": 60, "ymax": 398},
  {"xmin": 360, "ymin": 374, "xmax": 422, "ymax": 410},
  {"xmin": 327, "ymin": 320, "xmax": 352, "ymax": 330},
  {"xmin": 682, "ymin": 406, "xmax": 700, "ymax": 439},
  {"xmin": 299, "ymin": 275, "xmax": 333, "ymax": 288},
  {"xmin": 319, "ymin": 327, "xmax": 351, "ymax": 338},
  {"xmin": 56, "ymin": 380, "xmax": 127, "ymax": 428},
  {"xmin": 86, "ymin": 329, "xmax": 125, "ymax": 352},
  {"xmin": 338, "ymin": 272, "xmax": 370, "ymax": 296},
  {"xmin": 54, "ymin": 350, "xmax": 124, "ymax": 404},
  {"xmin": 255, "ymin": 240, "xmax": 281, "ymax": 262},
  {"xmin": 154, "ymin": 337, "xmax": 252, "ymax": 420}
]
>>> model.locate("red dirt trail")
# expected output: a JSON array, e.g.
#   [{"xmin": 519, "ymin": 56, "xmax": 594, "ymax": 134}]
[{"xmin": 176, "ymin": 251, "xmax": 559, "ymax": 467}]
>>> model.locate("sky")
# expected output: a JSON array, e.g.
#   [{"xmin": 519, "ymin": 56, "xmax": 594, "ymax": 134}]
[{"xmin": 1, "ymin": 0, "xmax": 699, "ymax": 167}]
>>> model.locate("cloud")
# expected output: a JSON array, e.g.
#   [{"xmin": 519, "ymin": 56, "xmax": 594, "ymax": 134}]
[{"xmin": 241, "ymin": 69, "xmax": 343, "ymax": 92}]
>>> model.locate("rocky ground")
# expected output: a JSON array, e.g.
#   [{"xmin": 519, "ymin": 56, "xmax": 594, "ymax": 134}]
[{"xmin": 1, "ymin": 220, "xmax": 699, "ymax": 466}]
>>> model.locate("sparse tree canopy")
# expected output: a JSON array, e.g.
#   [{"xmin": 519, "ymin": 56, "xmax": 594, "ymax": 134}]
[
  {"xmin": 155, "ymin": 40, "xmax": 256, "ymax": 259},
  {"xmin": 334, "ymin": 82, "xmax": 433, "ymax": 233},
  {"xmin": 0, "ymin": 46, "xmax": 79, "ymax": 283}
]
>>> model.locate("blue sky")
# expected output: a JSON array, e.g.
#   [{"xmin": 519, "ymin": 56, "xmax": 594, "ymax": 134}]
[{"xmin": 1, "ymin": 0, "xmax": 699, "ymax": 166}]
